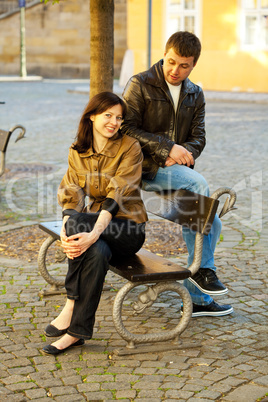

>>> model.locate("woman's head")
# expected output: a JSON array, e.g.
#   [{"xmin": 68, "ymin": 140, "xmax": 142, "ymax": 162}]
[
  {"xmin": 85, "ymin": 91, "xmax": 127, "ymax": 118},
  {"xmin": 73, "ymin": 92, "xmax": 127, "ymax": 153}
]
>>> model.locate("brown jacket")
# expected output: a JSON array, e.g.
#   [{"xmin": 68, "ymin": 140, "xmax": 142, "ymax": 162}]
[{"xmin": 58, "ymin": 132, "xmax": 148, "ymax": 224}]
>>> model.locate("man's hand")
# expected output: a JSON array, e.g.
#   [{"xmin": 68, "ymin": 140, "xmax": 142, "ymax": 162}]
[{"xmin": 166, "ymin": 144, "xmax": 194, "ymax": 167}]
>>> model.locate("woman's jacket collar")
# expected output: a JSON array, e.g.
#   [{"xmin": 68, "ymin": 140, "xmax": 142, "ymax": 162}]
[{"xmin": 77, "ymin": 131, "xmax": 123, "ymax": 158}]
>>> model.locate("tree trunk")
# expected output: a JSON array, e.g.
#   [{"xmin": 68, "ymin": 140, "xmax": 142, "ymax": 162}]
[{"xmin": 89, "ymin": 0, "xmax": 114, "ymax": 98}]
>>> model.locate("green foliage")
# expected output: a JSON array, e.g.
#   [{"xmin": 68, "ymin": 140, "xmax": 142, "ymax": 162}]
[{"xmin": 40, "ymin": 0, "xmax": 62, "ymax": 4}]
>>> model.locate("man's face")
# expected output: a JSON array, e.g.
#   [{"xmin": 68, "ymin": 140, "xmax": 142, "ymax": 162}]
[{"xmin": 163, "ymin": 47, "xmax": 196, "ymax": 86}]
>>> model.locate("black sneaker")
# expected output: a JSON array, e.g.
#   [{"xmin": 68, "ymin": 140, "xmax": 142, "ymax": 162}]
[
  {"xmin": 188, "ymin": 268, "xmax": 228, "ymax": 295},
  {"xmin": 188, "ymin": 301, "xmax": 234, "ymax": 317}
]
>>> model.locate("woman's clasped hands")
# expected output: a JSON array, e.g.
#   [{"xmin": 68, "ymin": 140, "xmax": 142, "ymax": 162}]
[{"xmin": 60, "ymin": 228, "xmax": 99, "ymax": 260}]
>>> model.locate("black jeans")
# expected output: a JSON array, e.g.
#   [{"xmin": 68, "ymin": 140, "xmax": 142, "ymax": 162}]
[{"xmin": 65, "ymin": 213, "xmax": 145, "ymax": 340}]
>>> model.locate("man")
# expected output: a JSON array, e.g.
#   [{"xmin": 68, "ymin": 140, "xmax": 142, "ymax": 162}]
[{"xmin": 121, "ymin": 31, "xmax": 233, "ymax": 317}]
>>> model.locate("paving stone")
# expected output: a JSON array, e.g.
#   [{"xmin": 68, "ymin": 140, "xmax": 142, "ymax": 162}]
[
  {"xmin": 7, "ymin": 366, "xmax": 36, "ymax": 376},
  {"xmin": 217, "ymin": 377, "xmax": 247, "ymax": 388},
  {"xmin": 85, "ymin": 374, "xmax": 114, "ymax": 383},
  {"xmin": 33, "ymin": 363, "xmax": 58, "ymax": 372},
  {"xmin": 196, "ymin": 389, "xmax": 222, "ymax": 399},
  {"xmin": 223, "ymin": 383, "xmax": 268, "ymax": 401},
  {"xmin": 12, "ymin": 348, "xmax": 40, "ymax": 358},
  {"xmin": 61, "ymin": 375, "xmax": 83, "ymax": 385},
  {"xmin": 254, "ymin": 375, "xmax": 268, "ymax": 386},
  {"xmin": 138, "ymin": 389, "xmax": 164, "ymax": 398},
  {"xmin": 133, "ymin": 380, "xmax": 163, "ymax": 389},
  {"xmin": 202, "ymin": 371, "xmax": 228, "ymax": 382},
  {"xmin": 54, "ymin": 395, "xmax": 86, "ymax": 402},
  {"xmin": 0, "ymin": 394, "xmax": 28, "ymax": 402},
  {"xmin": 235, "ymin": 363, "xmax": 256, "ymax": 371},
  {"xmin": 6, "ymin": 381, "xmax": 37, "ymax": 391},
  {"xmin": 49, "ymin": 386, "xmax": 78, "ymax": 397},
  {"xmin": 161, "ymin": 381, "xmax": 184, "ymax": 390},
  {"xmin": 83, "ymin": 391, "xmax": 113, "ymax": 400},
  {"xmin": 182, "ymin": 383, "xmax": 205, "ymax": 392},
  {"xmin": 163, "ymin": 375, "xmax": 187, "ymax": 383},
  {"xmin": 101, "ymin": 381, "xmax": 132, "ymax": 391},
  {"xmin": 77, "ymin": 382, "xmax": 100, "ymax": 392},
  {"xmin": 24, "ymin": 388, "xmax": 47, "ymax": 399},
  {"xmin": 133, "ymin": 367, "xmax": 158, "ymax": 375},
  {"xmin": 166, "ymin": 389, "xmax": 194, "ymax": 399},
  {"xmin": 116, "ymin": 389, "xmax": 137, "ymax": 399},
  {"xmin": 115, "ymin": 374, "xmax": 140, "ymax": 383},
  {"xmin": 29, "ymin": 372, "xmax": 62, "ymax": 388}
]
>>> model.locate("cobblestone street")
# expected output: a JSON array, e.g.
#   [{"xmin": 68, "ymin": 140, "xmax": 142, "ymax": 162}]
[{"xmin": 0, "ymin": 80, "xmax": 267, "ymax": 401}]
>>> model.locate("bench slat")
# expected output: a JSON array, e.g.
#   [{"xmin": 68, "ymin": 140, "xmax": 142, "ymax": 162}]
[
  {"xmin": 110, "ymin": 248, "xmax": 191, "ymax": 282},
  {"xmin": 39, "ymin": 221, "xmax": 61, "ymax": 240}
]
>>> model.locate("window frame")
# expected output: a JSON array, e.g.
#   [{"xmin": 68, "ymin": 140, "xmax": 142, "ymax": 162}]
[
  {"xmin": 165, "ymin": 0, "xmax": 201, "ymax": 42},
  {"xmin": 240, "ymin": 0, "xmax": 268, "ymax": 50}
]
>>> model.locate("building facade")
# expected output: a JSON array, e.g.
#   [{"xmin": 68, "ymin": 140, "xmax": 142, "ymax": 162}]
[
  {"xmin": 0, "ymin": 0, "xmax": 127, "ymax": 79},
  {"xmin": 127, "ymin": 0, "xmax": 268, "ymax": 93},
  {"xmin": 0, "ymin": 0, "xmax": 267, "ymax": 92}
]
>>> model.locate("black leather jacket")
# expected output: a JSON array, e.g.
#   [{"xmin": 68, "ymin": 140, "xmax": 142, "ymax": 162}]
[{"xmin": 121, "ymin": 59, "xmax": 206, "ymax": 179}]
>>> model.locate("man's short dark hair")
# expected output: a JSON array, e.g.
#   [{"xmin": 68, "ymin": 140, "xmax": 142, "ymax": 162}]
[{"xmin": 165, "ymin": 31, "xmax": 201, "ymax": 65}]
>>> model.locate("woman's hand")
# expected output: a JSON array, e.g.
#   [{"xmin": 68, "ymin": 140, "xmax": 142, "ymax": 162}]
[
  {"xmin": 61, "ymin": 231, "xmax": 99, "ymax": 259},
  {"xmin": 60, "ymin": 215, "xmax": 69, "ymax": 242},
  {"xmin": 60, "ymin": 209, "xmax": 112, "ymax": 259}
]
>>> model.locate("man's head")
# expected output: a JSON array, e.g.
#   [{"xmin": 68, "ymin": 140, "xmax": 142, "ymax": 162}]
[
  {"xmin": 165, "ymin": 31, "xmax": 201, "ymax": 65},
  {"xmin": 163, "ymin": 31, "xmax": 201, "ymax": 86}
]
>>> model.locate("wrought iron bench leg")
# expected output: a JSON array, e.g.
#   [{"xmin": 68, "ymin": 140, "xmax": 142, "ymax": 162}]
[
  {"xmin": 38, "ymin": 235, "xmax": 66, "ymax": 296},
  {"xmin": 112, "ymin": 280, "xmax": 200, "ymax": 355}
]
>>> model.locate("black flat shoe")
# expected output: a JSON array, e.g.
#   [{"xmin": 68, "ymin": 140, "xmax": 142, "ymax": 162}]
[
  {"xmin": 41, "ymin": 338, "xmax": 85, "ymax": 355},
  {"xmin": 44, "ymin": 324, "xmax": 69, "ymax": 337}
]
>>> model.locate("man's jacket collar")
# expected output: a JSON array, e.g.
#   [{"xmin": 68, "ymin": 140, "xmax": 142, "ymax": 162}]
[{"xmin": 146, "ymin": 59, "xmax": 199, "ymax": 94}]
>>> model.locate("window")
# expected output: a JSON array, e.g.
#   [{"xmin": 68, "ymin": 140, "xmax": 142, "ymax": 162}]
[
  {"xmin": 241, "ymin": 0, "xmax": 268, "ymax": 49},
  {"xmin": 166, "ymin": 0, "xmax": 201, "ymax": 40}
]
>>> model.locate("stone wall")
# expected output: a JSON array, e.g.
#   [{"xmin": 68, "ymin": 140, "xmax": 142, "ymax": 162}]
[{"xmin": 0, "ymin": 0, "xmax": 127, "ymax": 78}]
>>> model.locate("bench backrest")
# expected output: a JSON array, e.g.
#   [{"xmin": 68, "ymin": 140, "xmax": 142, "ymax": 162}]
[
  {"xmin": 39, "ymin": 189, "xmax": 219, "ymax": 239},
  {"xmin": 141, "ymin": 189, "xmax": 219, "ymax": 235}
]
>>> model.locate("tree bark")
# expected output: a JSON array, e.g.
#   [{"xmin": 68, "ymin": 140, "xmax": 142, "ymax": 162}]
[{"xmin": 90, "ymin": 0, "xmax": 114, "ymax": 98}]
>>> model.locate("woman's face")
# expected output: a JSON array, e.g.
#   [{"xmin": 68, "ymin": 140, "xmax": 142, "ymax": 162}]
[{"xmin": 90, "ymin": 104, "xmax": 123, "ymax": 141}]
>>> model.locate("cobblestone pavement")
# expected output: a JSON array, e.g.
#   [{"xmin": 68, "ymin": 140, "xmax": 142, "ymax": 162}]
[{"xmin": 0, "ymin": 80, "xmax": 267, "ymax": 401}]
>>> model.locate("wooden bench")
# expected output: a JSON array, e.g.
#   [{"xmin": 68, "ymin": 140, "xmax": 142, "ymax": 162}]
[{"xmin": 38, "ymin": 187, "xmax": 236, "ymax": 354}]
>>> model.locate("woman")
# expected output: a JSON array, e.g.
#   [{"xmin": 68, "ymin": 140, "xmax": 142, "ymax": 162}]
[{"xmin": 42, "ymin": 92, "xmax": 147, "ymax": 355}]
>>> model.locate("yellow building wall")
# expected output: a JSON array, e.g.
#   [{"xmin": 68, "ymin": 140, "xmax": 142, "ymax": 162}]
[
  {"xmin": 127, "ymin": 0, "xmax": 268, "ymax": 93},
  {"xmin": 196, "ymin": 0, "xmax": 268, "ymax": 93},
  {"xmin": 127, "ymin": 0, "xmax": 165, "ymax": 73}
]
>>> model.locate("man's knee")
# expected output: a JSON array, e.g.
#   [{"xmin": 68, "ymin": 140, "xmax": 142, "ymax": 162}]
[{"xmin": 184, "ymin": 173, "xmax": 209, "ymax": 195}]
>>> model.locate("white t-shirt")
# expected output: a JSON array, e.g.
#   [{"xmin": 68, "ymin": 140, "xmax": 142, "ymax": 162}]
[{"xmin": 166, "ymin": 81, "xmax": 181, "ymax": 111}]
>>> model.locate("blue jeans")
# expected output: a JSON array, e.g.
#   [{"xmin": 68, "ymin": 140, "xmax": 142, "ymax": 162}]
[{"xmin": 143, "ymin": 165, "xmax": 222, "ymax": 305}]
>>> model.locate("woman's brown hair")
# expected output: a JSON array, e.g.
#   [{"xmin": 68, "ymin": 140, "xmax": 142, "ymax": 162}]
[{"xmin": 72, "ymin": 91, "xmax": 127, "ymax": 153}]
